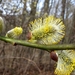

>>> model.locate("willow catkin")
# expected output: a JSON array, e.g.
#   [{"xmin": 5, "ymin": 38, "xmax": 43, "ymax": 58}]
[
  {"xmin": 5, "ymin": 27, "xmax": 23, "ymax": 39},
  {"xmin": 28, "ymin": 16, "xmax": 65, "ymax": 45},
  {"xmin": 55, "ymin": 50, "xmax": 75, "ymax": 75}
]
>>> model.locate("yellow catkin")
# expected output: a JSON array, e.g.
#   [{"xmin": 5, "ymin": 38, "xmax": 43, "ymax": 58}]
[
  {"xmin": 55, "ymin": 50, "xmax": 75, "ymax": 75},
  {"xmin": 6, "ymin": 27, "xmax": 23, "ymax": 39},
  {"xmin": 29, "ymin": 16, "xmax": 65, "ymax": 44}
]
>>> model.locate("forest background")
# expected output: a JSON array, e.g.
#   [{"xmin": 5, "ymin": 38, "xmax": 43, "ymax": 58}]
[{"xmin": 0, "ymin": 0, "xmax": 75, "ymax": 75}]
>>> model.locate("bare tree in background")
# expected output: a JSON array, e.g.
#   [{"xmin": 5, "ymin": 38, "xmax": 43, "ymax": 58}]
[
  {"xmin": 61, "ymin": 0, "xmax": 66, "ymax": 21},
  {"xmin": 0, "ymin": 0, "xmax": 75, "ymax": 75}
]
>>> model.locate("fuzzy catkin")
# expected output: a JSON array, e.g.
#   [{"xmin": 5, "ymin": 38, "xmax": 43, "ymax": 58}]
[
  {"xmin": 6, "ymin": 27, "xmax": 23, "ymax": 39},
  {"xmin": 55, "ymin": 50, "xmax": 75, "ymax": 75},
  {"xmin": 29, "ymin": 16, "xmax": 65, "ymax": 45}
]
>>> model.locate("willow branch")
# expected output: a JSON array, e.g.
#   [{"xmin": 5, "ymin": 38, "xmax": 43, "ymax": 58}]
[{"xmin": 0, "ymin": 36, "xmax": 75, "ymax": 52}]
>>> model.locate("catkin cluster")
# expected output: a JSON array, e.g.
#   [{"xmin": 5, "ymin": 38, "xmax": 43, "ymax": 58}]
[{"xmin": 28, "ymin": 16, "xmax": 75, "ymax": 75}]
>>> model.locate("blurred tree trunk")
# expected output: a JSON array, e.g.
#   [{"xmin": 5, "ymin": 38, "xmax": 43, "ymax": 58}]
[
  {"xmin": 54, "ymin": 1, "xmax": 59, "ymax": 16},
  {"xmin": 29, "ymin": 0, "xmax": 38, "ymax": 21},
  {"xmin": 70, "ymin": 9, "xmax": 75, "ymax": 43},
  {"xmin": 43, "ymin": 0, "xmax": 50, "ymax": 14},
  {"xmin": 61, "ymin": 0, "xmax": 66, "ymax": 21},
  {"xmin": 21, "ymin": 0, "xmax": 27, "ymax": 26}
]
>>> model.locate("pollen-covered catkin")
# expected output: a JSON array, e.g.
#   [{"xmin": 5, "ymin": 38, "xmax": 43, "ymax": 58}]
[
  {"xmin": 28, "ymin": 16, "xmax": 65, "ymax": 45},
  {"xmin": 5, "ymin": 27, "xmax": 23, "ymax": 39},
  {"xmin": 55, "ymin": 50, "xmax": 75, "ymax": 75}
]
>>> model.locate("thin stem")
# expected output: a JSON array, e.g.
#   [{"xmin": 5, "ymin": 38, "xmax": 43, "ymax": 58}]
[{"xmin": 0, "ymin": 36, "xmax": 75, "ymax": 52}]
